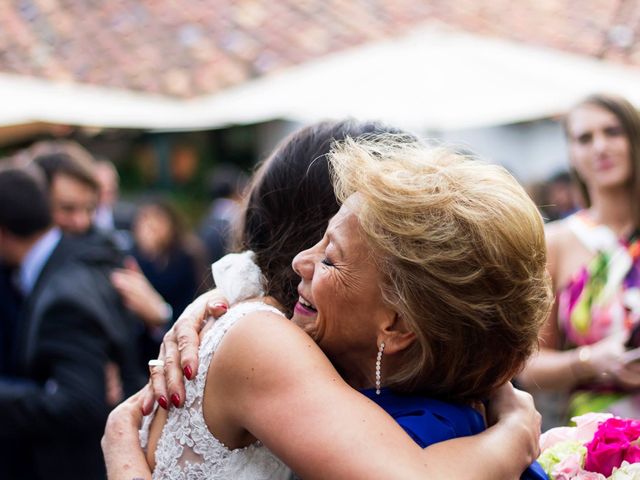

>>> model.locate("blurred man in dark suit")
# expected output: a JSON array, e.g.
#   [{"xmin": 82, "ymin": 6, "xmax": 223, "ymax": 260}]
[{"xmin": 0, "ymin": 167, "xmax": 144, "ymax": 480}]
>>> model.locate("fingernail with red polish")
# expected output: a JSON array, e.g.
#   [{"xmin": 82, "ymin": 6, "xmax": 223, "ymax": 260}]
[
  {"xmin": 158, "ymin": 396, "xmax": 169, "ymax": 410},
  {"xmin": 213, "ymin": 303, "xmax": 228, "ymax": 312},
  {"xmin": 171, "ymin": 393, "xmax": 181, "ymax": 407},
  {"xmin": 184, "ymin": 365, "xmax": 193, "ymax": 380}
]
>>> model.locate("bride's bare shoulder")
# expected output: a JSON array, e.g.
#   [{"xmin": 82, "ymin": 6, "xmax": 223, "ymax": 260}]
[{"xmin": 211, "ymin": 308, "xmax": 337, "ymax": 391}]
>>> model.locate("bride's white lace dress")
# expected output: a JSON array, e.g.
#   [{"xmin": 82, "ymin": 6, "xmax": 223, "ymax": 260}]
[{"xmin": 140, "ymin": 252, "xmax": 292, "ymax": 480}]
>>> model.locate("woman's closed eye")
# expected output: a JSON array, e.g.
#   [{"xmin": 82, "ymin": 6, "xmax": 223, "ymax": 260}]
[{"xmin": 321, "ymin": 257, "xmax": 334, "ymax": 267}]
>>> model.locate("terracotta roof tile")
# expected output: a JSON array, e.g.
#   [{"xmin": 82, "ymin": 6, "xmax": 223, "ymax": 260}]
[{"xmin": 1, "ymin": 0, "xmax": 640, "ymax": 98}]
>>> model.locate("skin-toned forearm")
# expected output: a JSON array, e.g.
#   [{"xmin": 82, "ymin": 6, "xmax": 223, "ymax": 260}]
[
  {"xmin": 104, "ymin": 451, "xmax": 150, "ymax": 480},
  {"xmin": 103, "ymin": 415, "xmax": 534, "ymax": 480},
  {"xmin": 519, "ymin": 347, "xmax": 584, "ymax": 390},
  {"xmin": 520, "ymin": 331, "xmax": 630, "ymax": 391},
  {"xmin": 102, "ymin": 422, "xmax": 152, "ymax": 480},
  {"xmin": 108, "ymin": 379, "xmax": 539, "ymax": 480},
  {"xmin": 111, "ymin": 268, "xmax": 170, "ymax": 327},
  {"xmin": 102, "ymin": 390, "xmax": 152, "ymax": 480}
]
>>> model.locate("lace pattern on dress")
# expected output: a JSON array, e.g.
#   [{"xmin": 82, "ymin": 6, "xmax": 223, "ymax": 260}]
[{"xmin": 143, "ymin": 301, "xmax": 292, "ymax": 480}]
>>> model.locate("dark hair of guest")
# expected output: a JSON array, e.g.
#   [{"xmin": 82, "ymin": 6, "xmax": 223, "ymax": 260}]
[
  {"xmin": 33, "ymin": 151, "xmax": 99, "ymax": 193},
  {"xmin": 0, "ymin": 167, "xmax": 51, "ymax": 237}
]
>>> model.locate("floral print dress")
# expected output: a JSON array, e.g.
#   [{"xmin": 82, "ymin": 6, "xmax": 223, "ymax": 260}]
[{"xmin": 557, "ymin": 211, "xmax": 640, "ymax": 418}]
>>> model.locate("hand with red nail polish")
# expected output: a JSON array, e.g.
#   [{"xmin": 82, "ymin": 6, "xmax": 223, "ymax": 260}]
[
  {"xmin": 209, "ymin": 302, "xmax": 228, "ymax": 316},
  {"xmin": 158, "ymin": 395, "xmax": 169, "ymax": 410},
  {"xmin": 149, "ymin": 289, "xmax": 229, "ymax": 412}
]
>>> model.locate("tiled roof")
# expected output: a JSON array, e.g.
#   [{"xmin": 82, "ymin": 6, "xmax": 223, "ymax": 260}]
[{"xmin": 0, "ymin": 0, "xmax": 638, "ymax": 98}]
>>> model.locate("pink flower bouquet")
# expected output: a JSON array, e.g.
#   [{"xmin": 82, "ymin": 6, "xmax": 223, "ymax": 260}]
[{"xmin": 539, "ymin": 413, "xmax": 640, "ymax": 479}]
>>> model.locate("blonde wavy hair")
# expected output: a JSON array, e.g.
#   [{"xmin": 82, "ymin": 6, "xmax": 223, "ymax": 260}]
[{"xmin": 329, "ymin": 136, "xmax": 552, "ymax": 402}]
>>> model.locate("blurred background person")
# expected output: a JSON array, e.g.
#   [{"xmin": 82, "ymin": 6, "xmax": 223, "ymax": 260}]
[
  {"xmin": 0, "ymin": 262, "xmax": 21, "ymax": 376},
  {"xmin": 541, "ymin": 170, "xmax": 581, "ymax": 222},
  {"xmin": 112, "ymin": 198, "xmax": 207, "ymax": 368},
  {"xmin": 19, "ymin": 140, "xmax": 203, "ymax": 369},
  {"xmin": 0, "ymin": 166, "xmax": 145, "ymax": 479},
  {"xmin": 0, "ymin": 178, "xmax": 25, "ymax": 480},
  {"xmin": 198, "ymin": 164, "xmax": 247, "ymax": 264},
  {"xmin": 519, "ymin": 93, "xmax": 640, "ymax": 421},
  {"xmin": 94, "ymin": 158, "xmax": 136, "ymax": 251},
  {"xmin": 28, "ymin": 140, "xmax": 100, "ymax": 236},
  {"xmin": 13, "ymin": 142, "xmax": 133, "ymax": 405}
]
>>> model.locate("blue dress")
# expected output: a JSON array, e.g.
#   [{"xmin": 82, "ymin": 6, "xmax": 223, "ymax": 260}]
[{"xmin": 361, "ymin": 388, "xmax": 548, "ymax": 480}]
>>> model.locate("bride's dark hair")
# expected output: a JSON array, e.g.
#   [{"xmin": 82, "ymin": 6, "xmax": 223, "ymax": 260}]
[{"xmin": 235, "ymin": 119, "xmax": 413, "ymax": 317}]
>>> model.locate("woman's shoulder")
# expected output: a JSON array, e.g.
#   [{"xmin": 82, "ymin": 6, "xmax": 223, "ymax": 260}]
[
  {"xmin": 219, "ymin": 306, "xmax": 325, "ymax": 360},
  {"xmin": 545, "ymin": 214, "xmax": 579, "ymax": 249},
  {"xmin": 545, "ymin": 210, "xmax": 610, "ymax": 249},
  {"xmin": 545, "ymin": 213, "xmax": 589, "ymax": 268},
  {"xmin": 211, "ymin": 305, "xmax": 337, "ymax": 392}
]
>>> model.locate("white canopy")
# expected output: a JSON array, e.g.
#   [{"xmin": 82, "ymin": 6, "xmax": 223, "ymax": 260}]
[{"xmin": 2, "ymin": 24, "xmax": 640, "ymax": 131}]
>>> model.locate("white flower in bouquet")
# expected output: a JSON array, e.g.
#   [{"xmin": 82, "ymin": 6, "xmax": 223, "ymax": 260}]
[
  {"xmin": 610, "ymin": 461, "xmax": 640, "ymax": 480},
  {"xmin": 538, "ymin": 440, "xmax": 587, "ymax": 479}
]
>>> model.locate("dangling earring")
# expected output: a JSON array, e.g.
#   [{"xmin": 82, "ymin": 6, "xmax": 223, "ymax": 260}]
[{"xmin": 375, "ymin": 341, "xmax": 385, "ymax": 395}]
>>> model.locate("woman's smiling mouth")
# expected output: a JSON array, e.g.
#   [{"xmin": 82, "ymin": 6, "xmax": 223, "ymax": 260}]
[{"xmin": 295, "ymin": 295, "xmax": 317, "ymax": 316}]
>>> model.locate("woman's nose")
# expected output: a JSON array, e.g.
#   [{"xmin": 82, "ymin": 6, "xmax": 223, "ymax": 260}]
[
  {"xmin": 292, "ymin": 248, "xmax": 315, "ymax": 279},
  {"xmin": 592, "ymin": 132, "xmax": 608, "ymax": 153}
]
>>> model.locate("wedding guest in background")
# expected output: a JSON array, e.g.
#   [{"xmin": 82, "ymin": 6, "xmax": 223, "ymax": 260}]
[
  {"xmin": 115, "ymin": 198, "xmax": 206, "ymax": 367},
  {"xmin": 0, "ymin": 260, "xmax": 24, "ymax": 480},
  {"xmin": 26, "ymin": 142, "xmax": 158, "ymax": 396},
  {"xmin": 519, "ymin": 93, "xmax": 640, "ymax": 420},
  {"xmin": 542, "ymin": 170, "xmax": 580, "ymax": 222},
  {"xmin": 94, "ymin": 158, "xmax": 136, "ymax": 251},
  {"xmin": 0, "ymin": 167, "xmax": 144, "ymax": 480},
  {"xmin": 29, "ymin": 140, "xmax": 100, "ymax": 236},
  {"xmin": 198, "ymin": 164, "xmax": 247, "ymax": 264},
  {"xmin": 20, "ymin": 141, "xmax": 199, "ymax": 362}
]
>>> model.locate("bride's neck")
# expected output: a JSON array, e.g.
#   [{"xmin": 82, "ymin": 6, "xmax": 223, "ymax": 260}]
[{"xmin": 262, "ymin": 295, "xmax": 286, "ymax": 313}]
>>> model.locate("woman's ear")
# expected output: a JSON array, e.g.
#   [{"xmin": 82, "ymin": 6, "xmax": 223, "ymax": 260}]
[{"xmin": 378, "ymin": 312, "xmax": 415, "ymax": 355}]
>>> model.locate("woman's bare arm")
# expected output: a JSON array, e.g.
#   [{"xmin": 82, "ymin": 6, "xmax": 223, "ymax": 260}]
[
  {"xmin": 106, "ymin": 377, "xmax": 539, "ymax": 480},
  {"xmin": 208, "ymin": 312, "xmax": 539, "ymax": 479}
]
